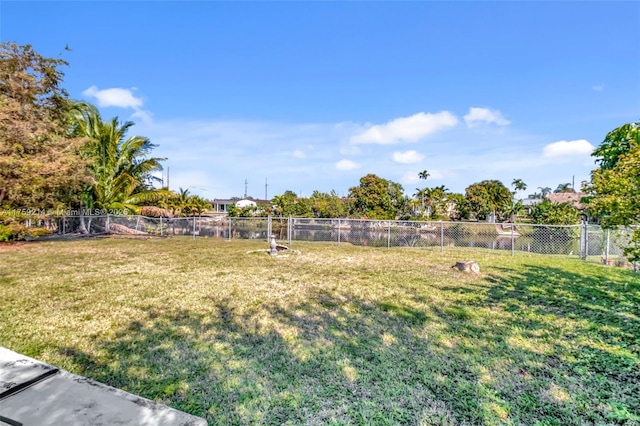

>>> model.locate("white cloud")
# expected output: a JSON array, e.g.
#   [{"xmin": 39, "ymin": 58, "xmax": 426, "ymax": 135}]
[
  {"xmin": 350, "ymin": 111, "xmax": 458, "ymax": 144},
  {"xmin": 83, "ymin": 86, "xmax": 143, "ymax": 108},
  {"xmin": 401, "ymin": 172, "xmax": 421, "ymax": 185},
  {"xmin": 130, "ymin": 114, "xmax": 596, "ymax": 200},
  {"xmin": 464, "ymin": 107, "xmax": 510, "ymax": 128},
  {"xmin": 427, "ymin": 169, "xmax": 445, "ymax": 180},
  {"xmin": 543, "ymin": 139, "xmax": 595, "ymax": 158},
  {"xmin": 293, "ymin": 149, "xmax": 306, "ymax": 159},
  {"xmin": 335, "ymin": 159, "xmax": 360, "ymax": 171},
  {"xmin": 592, "ymin": 85, "xmax": 604, "ymax": 92},
  {"xmin": 392, "ymin": 150, "xmax": 424, "ymax": 164},
  {"xmin": 131, "ymin": 109, "xmax": 153, "ymax": 123},
  {"xmin": 83, "ymin": 85, "xmax": 152, "ymax": 123}
]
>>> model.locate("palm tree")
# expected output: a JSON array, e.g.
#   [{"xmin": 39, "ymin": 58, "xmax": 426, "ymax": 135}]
[
  {"xmin": 511, "ymin": 178, "xmax": 527, "ymax": 192},
  {"xmin": 168, "ymin": 187, "xmax": 192, "ymax": 216},
  {"xmin": 70, "ymin": 103, "xmax": 169, "ymax": 215},
  {"xmin": 425, "ymin": 185, "xmax": 449, "ymax": 218},
  {"xmin": 413, "ymin": 171, "xmax": 431, "ymax": 217},
  {"xmin": 538, "ymin": 186, "xmax": 552, "ymax": 197},
  {"xmin": 413, "ymin": 187, "xmax": 428, "ymax": 216},
  {"xmin": 554, "ymin": 183, "xmax": 574, "ymax": 193},
  {"xmin": 189, "ymin": 195, "xmax": 211, "ymax": 216},
  {"xmin": 506, "ymin": 200, "xmax": 525, "ymax": 222}
]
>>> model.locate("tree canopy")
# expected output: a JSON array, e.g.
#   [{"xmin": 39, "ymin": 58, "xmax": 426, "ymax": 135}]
[
  {"xmin": 310, "ymin": 190, "xmax": 345, "ymax": 218},
  {"xmin": 348, "ymin": 174, "xmax": 407, "ymax": 220},
  {"xmin": 272, "ymin": 191, "xmax": 312, "ymax": 218},
  {"xmin": 511, "ymin": 178, "xmax": 527, "ymax": 192},
  {"xmin": 530, "ymin": 200, "xmax": 581, "ymax": 225},
  {"xmin": 70, "ymin": 102, "xmax": 168, "ymax": 213},
  {"xmin": 0, "ymin": 42, "xmax": 87, "ymax": 208},
  {"xmin": 587, "ymin": 121, "xmax": 640, "ymax": 262},
  {"xmin": 592, "ymin": 121, "xmax": 639, "ymax": 170},
  {"xmin": 464, "ymin": 180, "xmax": 513, "ymax": 221}
]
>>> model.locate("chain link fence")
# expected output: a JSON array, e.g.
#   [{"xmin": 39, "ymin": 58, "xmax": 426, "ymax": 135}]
[{"xmin": 25, "ymin": 215, "xmax": 637, "ymax": 268}]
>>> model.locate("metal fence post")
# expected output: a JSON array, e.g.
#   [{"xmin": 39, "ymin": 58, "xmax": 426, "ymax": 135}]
[
  {"xmin": 585, "ymin": 223, "xmax": 590, "ymax": 260},
  {"xmin": 579, "ymin": 222, "xmax": 583, "ymax": 259},
  {"xmin": 511, "ymin": 225, "xmax": 515, "ymax": 257},
  {"xmin": 440, "ymin": 221, "xmax": 444, "ymax": 253},
  {"xmin": 106, "ymin": 215, "xmax": 110, "ymax": 235},
  {"xmin": 160, "ymin": 216, "xmax": 164, "ymax": 236},
  {"xmin": 605, "ymin": 228, "xmax": 610, "ymax": 264},
  {"xmin": 387, "ymin": 221, "xmax": 391, "ymax": 248},
  {"xmin": 288, "ymin": 215, "xmax": 292, "ymax": 244},
  {"xmin": 267, "ymin": 216, "xmax": 271, "ymax": 242},
  {"xmin": 193, "ymin": 216, "xmax": 196, "ymax": 238},
  {"xmin": 579, "ymin": 220, "xmax": 587, "ymax": 260},
  {"xmin": 228, "ymin": 217, "xmax": 232, "ymax": 241},
  {"xmin": 337, "ymin": 218, "xmax": 341, "ymax": 245}
]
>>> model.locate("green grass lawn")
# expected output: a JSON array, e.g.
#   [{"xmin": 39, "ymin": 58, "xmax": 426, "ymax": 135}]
[{"xmin": 1, "ymin": 237, "xmax": 638, "ymax": 425}]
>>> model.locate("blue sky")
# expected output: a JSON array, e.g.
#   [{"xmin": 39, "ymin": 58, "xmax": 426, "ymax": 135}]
[{"xmin": 2, "ymin": 1, "xmax": 639, "ymax": 200}]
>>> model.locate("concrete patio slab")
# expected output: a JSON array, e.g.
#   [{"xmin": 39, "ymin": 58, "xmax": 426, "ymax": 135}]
[
  {"xmin": 0, "ymin": 347, "xmax": 58, "ymax": 399},
  {"xmin": 0, "ymin": 347, "xmax": 207, "ymax": 426}
]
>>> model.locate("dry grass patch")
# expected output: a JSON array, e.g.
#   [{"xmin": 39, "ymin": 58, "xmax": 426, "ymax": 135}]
[{"xmin": 1, "ymin": 237, "xmax": 638, "ymax": 425}]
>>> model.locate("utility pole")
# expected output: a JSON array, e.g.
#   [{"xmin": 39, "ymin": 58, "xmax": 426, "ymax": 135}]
[
  {"xmin": 244, "ymin": 179, "xmax": 248, "ymax": 199},
  {"xmin": 167, "ymin": 166, "xmax": 170, "ymax": 191},
  {"xmin": 265, "ymin": 178, "xmax": 269, "ymax": 201}
]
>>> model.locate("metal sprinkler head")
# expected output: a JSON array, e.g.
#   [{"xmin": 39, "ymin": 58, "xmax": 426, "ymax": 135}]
[{"xmin": 269, "ymin": 234, "xmax": 278, "ymax": 256}]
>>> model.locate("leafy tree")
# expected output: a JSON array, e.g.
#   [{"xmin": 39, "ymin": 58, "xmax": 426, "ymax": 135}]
[
  {"xmin": 445, "ymin": 193, "xmax": 468, "ymax": 220},
  {"xmin": 587, "ymin": 121, "xmax": 640, "ymax": 264},
  {"xmin": 310, "ymin": 190, "xmax": 345, "ymax": 218},
  {"xmin": 388, "ymin": 180, "xmax": 411, "ymax": 219},
  {"xmin": 528, "ymin": 200, "xmax": 581, "ymax": 248},
  {"xmin": 166, "ymin": 187, "xmax": 192, "ymax": 216},
  {"xmin": 271, "ymin": 191, "xmax": 312, "ymax": 218},
  {"xmin": 464, "ymin": 180, "xmax": 513, "ymax": 221},
  {"xmin": 227, "ymin": 203, "xmax": 239, "ymax": 217},
  {"xmin": 348, "ymin": 174, "xmax": 408, "ymax": 220},
  {"xmin": 163, "ymin": 188, "xmax": 211, "ymax": 216},
  {"xmin": 70, "ymin": 103, "xmax": 168, "ymax": 214},
  {"xmin": 511, "ymin": 178, "xmax": 527, "ymax": 193},
  {"xmin": 529, "ymin": 200, "xmax": 580, "ymax": 225},
  {"xmin": 592, "ymin": 121, "xmax": 639, "ymax": 170},
  {"xmin": 505, "ymin": 200, "xmax": 526, "ymax": 222},
  {"xmin": 188, "ymin": 195, "xmax": 211, "ymax": 216},
  {"xmin": 0, "ymin": 42, "xmax": 87, "ymax": 208},
  {"xmin": 414, "ymin": 185, "xmax": 449, "ymax": 219}
]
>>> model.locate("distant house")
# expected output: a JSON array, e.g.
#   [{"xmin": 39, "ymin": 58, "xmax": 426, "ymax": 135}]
[
  {"xmin": 211, "ymin": 199, "xmax": 236, "ymax": 214},
  {"xmin": 545, "ymin": 192, "xmax": 587, "ymax": 210},
  {"xmin": 211, "ymin": 198, "xmax": 272, "ymax": 215},
  {"xmin": 521, "ymin": 198, "xmax": 543, "ymax": 215},
  {"xmin": 235, "ymin": 199, "xmax": 257, "ymax": 209}
]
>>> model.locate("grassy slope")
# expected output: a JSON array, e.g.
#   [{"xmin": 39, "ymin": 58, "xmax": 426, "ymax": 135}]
[{"xmin": 0, "ymin": 237, "xmax": 638, "ymax": 425}]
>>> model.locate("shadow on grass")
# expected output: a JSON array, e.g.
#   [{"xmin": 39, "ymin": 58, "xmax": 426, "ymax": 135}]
[
  {"xmin": 484, "ymin": 264, "xmax": 639, "ymax": 375},
  {"xmin": 466, "ymin": 264, "xmax": 640, "ymax": 424},
  {"xmin": 56, "ymin": 266, "xmax": 640, "ymax": 425}
]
